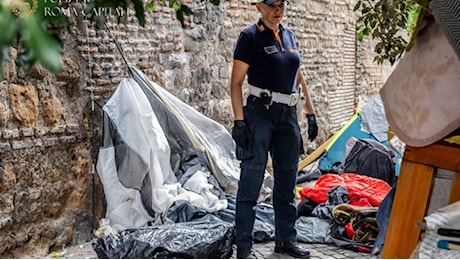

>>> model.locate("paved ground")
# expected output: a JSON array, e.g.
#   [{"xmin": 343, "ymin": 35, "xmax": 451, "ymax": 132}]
[
  {"xmin": 248, "ymin": 241, "xmax": 368, "ymax": 259},
  {"xmin": 39, "ymin": 240, "xmax": 369, "ymax": 259}
]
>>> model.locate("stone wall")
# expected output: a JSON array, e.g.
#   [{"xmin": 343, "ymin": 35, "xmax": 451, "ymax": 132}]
[
  {"xmin": 0, "ymin": 44, "xmax": 105, "ymax": 257},
  {"xmin": 0, "ymin": 0, "xmax": 391, "ymax": 256}
]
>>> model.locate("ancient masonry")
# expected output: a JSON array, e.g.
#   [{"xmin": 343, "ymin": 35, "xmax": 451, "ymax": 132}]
[{"xmin": 0, "ymin": 0, "xmax": 391, "ymax": 257}]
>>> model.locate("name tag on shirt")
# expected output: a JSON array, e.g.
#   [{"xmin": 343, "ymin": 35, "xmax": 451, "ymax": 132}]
[{"xmin": 264, "ymin": 45, "xmax": 278, "ymax": 54}]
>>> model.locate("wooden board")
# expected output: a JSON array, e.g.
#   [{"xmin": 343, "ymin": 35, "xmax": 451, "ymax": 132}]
[
  {"xmin": 381, "ymin": 160, "xmax": 435, "ymax": 259},
  {"xmin": 383, "ymin": 143, "xmax": 460, "ymax": 258},
  {"xmin": 404, "ymin": 143, "xmax": 460, "ymax": 172}
]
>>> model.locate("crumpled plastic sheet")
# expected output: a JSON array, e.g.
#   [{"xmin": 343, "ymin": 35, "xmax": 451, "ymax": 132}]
[
  {"xmin": 164, "ymin": 196, "xmax": 276, "ymax": 243},
  {"xmin": 360, "ymin": 95, "xmax": 388, "ymax": 142},
  {"xmin": 91, "ymin": 221, "xmax": 234, "ymax": 259}
]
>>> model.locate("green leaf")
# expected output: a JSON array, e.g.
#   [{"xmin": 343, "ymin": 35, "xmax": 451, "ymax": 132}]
[
  {"xmin": 362, "ymin": 6, "xmax": 370, "ymax": 14},
  {"xmin": 22, "ymin": 15, "xmax": 62, "ymax": 72},
  {"xmin": 370, "ymin": 17, "xmax": 377, "ymax": 28},
  {"xmin": 133, "ymin": 0, "xmax": 146, "ymax": 26},
  {"xmin": 180, "ymin": 4, "xmax": 193, "ymax": 15},
  {"xmin": 363, "ymin": 27, "xmax": 370, "ymax": 36},
  {"xmin": 389, "ymin": 57, "xmax": 395, "ymax": 65},
  {"xmin": 176, "ymin": 9, "xmax": 185, "ymax": 26},
  {"xmin": 175, "ymin": 4, "xmax": 193, "ymax": 27},
  {"xmin": 375, "ymin": 42, "xmax": 384, "ymax": 54},
  {"xmin": 353, "ymin": 1, "xmax": 361, "ymax": 11},
  {"xmin": 0, "ymin": 6, "xmax": 21, "ymax": 45},
  {"xmin": 358, "ymin": 30, "xmax": 365, "ymax": 42},
  {"xmin": 145, "ymin": 1, "xmax": 155, "ymax": 12},
  {"xmin": 172, "ymin": 2, "xmax": 181, "ymax": 11}
]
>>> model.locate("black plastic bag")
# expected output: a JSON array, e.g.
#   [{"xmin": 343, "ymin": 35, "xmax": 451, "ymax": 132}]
[{"xmin": 92, "ymin": 221, "xmax": 234, "ymax": 259}]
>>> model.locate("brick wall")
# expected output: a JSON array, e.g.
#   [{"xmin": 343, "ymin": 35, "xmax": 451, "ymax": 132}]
[
  {"xmin": 77, "ymin": 0, "xmax": 390, "ymax": 149},
  {"xmin": 0, "ymin": 0, "xmax": 391, "ymax": 256}
]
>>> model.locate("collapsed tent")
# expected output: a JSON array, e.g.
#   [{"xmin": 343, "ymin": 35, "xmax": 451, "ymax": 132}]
[
  {"xmin": 97, "ymin": 64, "xmax": 267, "ymax": 230},
  {"xmin": 94, "ymin": 67, "xmax": 283, "ymax": 257},
  {"xmin": 129, "ymin": 66, "xmax": 242, "ymax": 196}
]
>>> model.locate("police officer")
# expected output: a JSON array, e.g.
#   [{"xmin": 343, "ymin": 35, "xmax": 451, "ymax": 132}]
[{"xmin": 229, "ymin": 0, "xmax": 318, "ymax": 258}]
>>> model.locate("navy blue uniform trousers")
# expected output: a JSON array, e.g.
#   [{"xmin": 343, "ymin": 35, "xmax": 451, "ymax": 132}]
[{"xmin": 235, "ymin": 95, "xmax": 301, "ymax": 249}]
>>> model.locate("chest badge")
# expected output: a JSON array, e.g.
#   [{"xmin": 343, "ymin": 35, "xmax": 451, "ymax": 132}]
[{"xmin": 264, "ymin": 45, "xmax": 278, "ymax": 54}]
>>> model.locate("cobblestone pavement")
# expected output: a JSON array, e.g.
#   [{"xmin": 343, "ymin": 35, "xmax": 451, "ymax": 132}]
[
  {"xmin": 246, "ymin": 241, "xmax": 368, "ymax": 259},
  {"xmin": 40, "ymin": 240, "xmax": 369, "ymax": 259}
]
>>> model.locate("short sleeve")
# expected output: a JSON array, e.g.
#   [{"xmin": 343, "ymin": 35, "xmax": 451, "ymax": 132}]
[
  {"xmin": 233, "ymin": 31, "xmax": 253, "ymax": 65},
  {"xmin": 289, "ymin": 30, "xmax": 299, "ymax": 49}
]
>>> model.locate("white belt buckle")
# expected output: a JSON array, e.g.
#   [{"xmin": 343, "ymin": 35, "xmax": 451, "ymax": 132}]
[{"xmin": 289, "ymin": 93, "xmax": 299, "ymax": 106}]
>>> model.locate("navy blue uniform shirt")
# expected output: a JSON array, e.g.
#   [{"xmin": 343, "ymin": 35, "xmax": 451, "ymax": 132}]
[{"xmin": 234, "ymin": 19, "xmax": 301, "ymax": 94}]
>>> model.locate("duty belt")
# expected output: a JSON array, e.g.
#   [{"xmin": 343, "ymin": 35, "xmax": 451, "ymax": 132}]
[{"xmin": 249, "ymin": 85, "xmax": 299, "ymax": 107}]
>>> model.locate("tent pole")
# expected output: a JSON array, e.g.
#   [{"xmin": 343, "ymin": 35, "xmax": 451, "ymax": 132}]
[{"xmin": 104, "ymin": 22, "xmax": 134, "ymax": 77}]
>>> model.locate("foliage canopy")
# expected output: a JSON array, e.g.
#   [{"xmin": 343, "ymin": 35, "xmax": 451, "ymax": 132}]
[{"xmin": 354, "ymin": 0, "xmax": 431, "ymax": 65}]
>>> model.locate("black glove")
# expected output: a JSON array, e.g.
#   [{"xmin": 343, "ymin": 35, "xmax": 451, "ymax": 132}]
[
  {"xmin": 306, "ymin": 114, "xmax": 318, "ymax": 141},
  {"xmin": 231, "ymin": 120, "xmax": 253, "ymax": 149}
]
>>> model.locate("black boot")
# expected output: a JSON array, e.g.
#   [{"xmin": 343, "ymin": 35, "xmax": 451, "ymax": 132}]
[
  {"xmin": 274, "ymin": 241, "xmax": 310, "ymax": 258},
  {"xmin": 237, "ymin": 247, "xmax": 257, "ymax": 259}
]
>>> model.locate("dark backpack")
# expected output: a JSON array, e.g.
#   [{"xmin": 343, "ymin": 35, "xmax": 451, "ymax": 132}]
[{"xmin": 342, "ymin": 139, "xmax": 396, "ymax": 186}]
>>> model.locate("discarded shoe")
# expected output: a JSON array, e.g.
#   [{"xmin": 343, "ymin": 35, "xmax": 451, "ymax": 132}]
[
  {"xmin": 274, "ymin": 241, "xmax": 310, "ymax": 258},
  {"xmin": 237, "ymin": 247, "xmax": 257, "ymax": 259}
]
